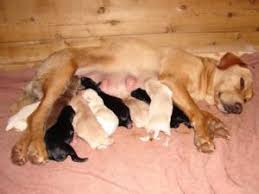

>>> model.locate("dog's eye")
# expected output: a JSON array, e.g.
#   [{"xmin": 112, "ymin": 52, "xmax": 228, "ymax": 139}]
[{"xmin": 240, "ymin": 77, "xmax": 245, "ymax": 90}]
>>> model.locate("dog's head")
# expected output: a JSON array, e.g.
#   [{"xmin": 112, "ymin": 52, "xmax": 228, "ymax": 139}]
[{"xmin": 214, "ymin": 53, "xmax": 253, "ymax": 114}]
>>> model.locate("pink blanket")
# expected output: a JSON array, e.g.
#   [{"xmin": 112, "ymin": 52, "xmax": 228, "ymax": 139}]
[{"xmin": 0, "ymin": 53, "xmax": 259, "ymax": 194}]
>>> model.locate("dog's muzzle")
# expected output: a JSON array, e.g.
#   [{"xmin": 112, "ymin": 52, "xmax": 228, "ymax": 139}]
[{"xmin": 223, "ymin": 102, "xmax": 243, "ymax": 114}]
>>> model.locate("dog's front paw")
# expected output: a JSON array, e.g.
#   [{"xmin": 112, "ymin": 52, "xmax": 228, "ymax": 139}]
[
  {"xmin": 203, "ymin": 110, "xmax": 230, "ymax": 140},
  {"xmin": 213, "ymin": 128, "xmax": 230, "ymax": 139},
  {"xmin": 27, "ymin": 138, "xmax": 48, "ymax": 165},
  {"xmin": 11, "ymin": 137, "xmax": 30, "ymax": 165},
  {"xmin": 11, "ymin": 144, "xmax": 28, "ymax": 166},
  {"xmin": 194, "ymin": 133, "xmax": 215, "ymax": 153}
]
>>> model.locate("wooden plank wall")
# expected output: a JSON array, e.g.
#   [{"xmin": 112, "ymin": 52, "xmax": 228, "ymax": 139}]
[{"xmin": 0, "ymin": 0, "xmax": 259, "ymax": 70}]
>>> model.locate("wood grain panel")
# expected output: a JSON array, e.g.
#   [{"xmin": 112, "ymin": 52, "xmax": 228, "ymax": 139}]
[
  {"xmin": 0, "ymin": 0, "xmax": 259, "ymax": 69},
  {"xmin": 0, "ymin": 32, "xmax": 257, "ymax": 68}
]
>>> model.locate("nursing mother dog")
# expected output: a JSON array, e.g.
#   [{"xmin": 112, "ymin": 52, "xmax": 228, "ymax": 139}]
[{"xmin": 11, "ymin": 38, "xmax": 253, "ymax": 165}]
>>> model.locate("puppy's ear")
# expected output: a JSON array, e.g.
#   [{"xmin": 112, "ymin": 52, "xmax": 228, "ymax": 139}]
[{"xmin": 217, "ymin": 52, "xmax": 247, "ymax": 70}]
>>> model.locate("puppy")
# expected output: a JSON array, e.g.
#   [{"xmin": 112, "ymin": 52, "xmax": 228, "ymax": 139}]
[
  {"xmin": 70, "ymin": 95, "xmax": 114, "ymax": 149},
  {"xmin": 170, "ymin": 106, "xmax": 192, "ymax": 129},
  {"xmin": 82, "ymin": 89, "xmax": 119, "ymax": 136},
  {"xmin": 124, "ymin": 96, "xmax": 149, "ymax": 128},
  {"xmin": 45, "ymin": 105, "xmax": 88, "ymax": 162},
  {"xmin": 144, "ymin": 79, "xmax": 173, "ymax": 139},
  {"xmin": 6, "ymin": 101, "xmax": 40, "ymax": 131},
  {"xmin": 80, "ymin": 77, "xmax": 133, "ymax": 129},
  {"xmin": 131, "ymin": 88, "xmax": 192, "ymax": 129}
]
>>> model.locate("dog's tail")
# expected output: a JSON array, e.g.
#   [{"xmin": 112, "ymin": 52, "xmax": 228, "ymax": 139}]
[{"xmin": 63, "ymin": 143, "xmax": 88, "ymax": 162}]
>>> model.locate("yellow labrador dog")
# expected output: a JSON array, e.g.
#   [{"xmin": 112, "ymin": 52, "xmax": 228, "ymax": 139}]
[{"xmin": 11, "ymin": 38, "xmax": 253, "ymax": 165}]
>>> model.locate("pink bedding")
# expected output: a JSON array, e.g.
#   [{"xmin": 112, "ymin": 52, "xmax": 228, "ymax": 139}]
[{"xmin": 0, "ymin": 53, "xmax": 259, "ymax": 194}]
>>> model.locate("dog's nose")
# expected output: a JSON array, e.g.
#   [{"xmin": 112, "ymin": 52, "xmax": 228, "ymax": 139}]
[
  {"xmin": 233, "ymin": 102, "xmax": 243, "ymax": 114},
  {"xmin": 223, "ymin": 102, "xmax": 243, "ymax": 114}
]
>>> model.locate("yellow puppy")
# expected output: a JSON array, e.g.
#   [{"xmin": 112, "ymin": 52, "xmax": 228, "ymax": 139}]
[
  {"xmin": 144, "ymin": 79, "xmax": 173, "ymax": 139},
  {"xmin": 124, "ymin": 96, "xmax": 149, "ymax": 129},
  {"xmin": 70, "ymin": 95, "xmax": 114, "ymax": 149},
  {"xmin": 82, "ymin": 89, "xmax": 119, "ymax": 136}
]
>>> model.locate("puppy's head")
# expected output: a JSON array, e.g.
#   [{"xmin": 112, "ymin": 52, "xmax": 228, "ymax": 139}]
[
  {"xmin": 59, "ymin": 106, "xmax": 75, "ymax": 122},
  {"xmin": 48, "ymin": 147, "xmax": 68, "ymax": 162},
  {"xmin": 131, "ymin": 88, "xmax": 151, "ymax": 104},
  {"xmin": 118, "ymin": 107, "xmax": 133, "ymax": 129},
  {"xmin": 80, "ymin": 77, "xmax": 100, "ymax": 91},
  {"xmin": 214, "ymin": 53, "xmax": 253, "ymax": 114}
]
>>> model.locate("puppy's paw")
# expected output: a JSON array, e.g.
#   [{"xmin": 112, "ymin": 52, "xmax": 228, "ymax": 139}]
[
  {"xmin": 98, "ymin": 137, "xmax": 114, "ymax": 149},
  {"xmin": 92, "ymin": 137, "xmax": 114, "ymax": 149},
  {"xmin": 139, "ymin": 135, "xmax": 152, "ymax": 142},
  {"xmin": 11, "ymin": 140, "xmax": 29, "ymax": 166},
  {"xmin": 27, "ymin": 138, "xmax": 48, "ymax": 165}
]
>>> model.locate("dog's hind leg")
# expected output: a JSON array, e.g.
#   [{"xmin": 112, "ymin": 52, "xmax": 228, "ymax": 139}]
[{"xmin": 11, "ymin": 61, "xmax": 77, "ymax": 165}]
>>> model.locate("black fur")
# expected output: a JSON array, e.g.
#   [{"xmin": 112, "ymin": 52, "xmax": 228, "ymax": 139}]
[
  {"xmin": 131, "ymin": 88, "xmax": 193, "ymax": 129},
  {"xmin": 131, "ymin": 88, "xmax": 151, "ymax": 104},
  {"xmin": 80, "ymin": 77, "xmax": 133, "ymax": 129},
  {"xmin": 45, "ymin": 106, "xmax": 88, "ymax": 162}
]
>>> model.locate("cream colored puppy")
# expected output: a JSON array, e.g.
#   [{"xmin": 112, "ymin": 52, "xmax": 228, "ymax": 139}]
[
  {"xmin": 82, "ymin": 89, "xmax": 119, "ymax": 136},
  {"xmin": 144, "ymin": 79, "xmax": 173, "ymax": 140},
  {"xmin": 70, "ymin": 95, "xmax": 113, "ymax": 149},
  {"xmin": 124, "ymin": 96, "xmax": 149, "ymax": 128},
  {"xmin": 6, "ymin": 101, "xmax": 40, "ymax": 131}
]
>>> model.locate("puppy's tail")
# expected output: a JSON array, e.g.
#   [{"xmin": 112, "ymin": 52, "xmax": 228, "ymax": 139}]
[{"xmin": 63, "ymin": 143, "xmax": 88, "ymax": 162}]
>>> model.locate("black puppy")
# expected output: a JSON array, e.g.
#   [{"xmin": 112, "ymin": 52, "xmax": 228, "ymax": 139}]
[
  {"xmin": 131, "ymin": 88, "xmax": 192, "ymax": 129},
  {"xmin": 45, "ymin": 105, "xmax": 88, "ymax": 162},
  {"xmin": 81, "ymin": 77, "xmax": 133, "ymax": 129}
]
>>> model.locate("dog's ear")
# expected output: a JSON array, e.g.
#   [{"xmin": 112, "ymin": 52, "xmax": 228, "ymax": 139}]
[{"xmin": 217, "ymin": 52, "xmax": 247, "ymax": 70}]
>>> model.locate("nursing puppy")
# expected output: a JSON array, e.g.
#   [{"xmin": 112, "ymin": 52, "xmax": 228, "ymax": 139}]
[
  {"xmin": 82, "ymin": 89, "xmax": 119, "ymax": 136},
  {"xmin": 80, "ymin": 77, "xmax": 133, "ymax": 129},
  {"xmin": 144, "ymin": 79, "xmax": 173, "ymax": 139},
  {"xmin": 131, "ymin": 88, "xmax": 192, "ymax": 129},
  {"xmin": 6, "ymin": 101, "xmax": 40, "ymax": 132},
  {"xmin": 70, "ymin": 95, "xmax": 114, "ymax": 149},
  {"xmin": 45, "ymin": 105, "xmax": 87, "ymax": 162},
  {"xmin": 171, "ymin": 106, "xmax": 192, "ymax": 129},
  {"xmin": 124, "ymin": 96, "xmax": 149, "ymax": 128}
]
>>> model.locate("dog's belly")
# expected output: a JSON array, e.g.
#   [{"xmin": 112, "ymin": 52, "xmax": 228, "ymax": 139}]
[
  {"xmin": 73, "ymin": 39, "xmax": 163, "ymax": 98},
  {"xmin": 79, "ymin": 71, "xmax": 157, "ymax": 98}
]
